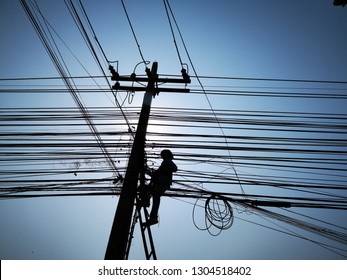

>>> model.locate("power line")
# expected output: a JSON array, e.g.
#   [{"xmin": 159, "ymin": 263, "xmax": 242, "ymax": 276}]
[
  {"xmin": 2, "ymin": 74, "xmax": 347, "ymax": 86},
  {"xmin": 65, "ymin": 0, "xmax": 134, "ymax": 135},
  {"xmin": 19, "ymin": 0, "xmax": 122, "ymax": 178},
  {"xmin": 163, "ymin": 0, "xmax": 184, "ymax": 67},
  {"xmin": 120, "ymin": 0, "xmax": 147, "ymax": 65},
  {"xmin": 4, "ymin": 1, "xmax": 347, "ymax": 259},
  {"xmin": 163, "ymin": 0, "xmax": 245, "ymax": 196}
]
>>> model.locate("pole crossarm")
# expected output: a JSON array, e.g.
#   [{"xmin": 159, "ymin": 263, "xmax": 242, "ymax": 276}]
[
  {"xmin": 112, "ymin": 85, "xmax": 190, "ymax": 93},
  {"xmin": 112, "ymin": 75, "xmax": 191, "ymax": 84},
  {"xmin": 109, "ymin": 65, "xmax": 191, "ymax": 95}
]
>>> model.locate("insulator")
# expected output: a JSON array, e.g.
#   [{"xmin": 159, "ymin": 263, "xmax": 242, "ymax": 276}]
[
  {"xmin": 181, "ymin": 68, "xmax": 191, "ymax": 82},
  {"xmin": 109, "ymin": 65, "xmax": 119, "ymax": 79}
]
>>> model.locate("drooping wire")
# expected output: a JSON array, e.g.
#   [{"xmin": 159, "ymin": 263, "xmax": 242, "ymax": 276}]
[
  {"xmin": 177, "ymin": 194, "xmax": 347, "ymax": 258},
  {"xmin": 192, "ymin": 194, "xmax": 234, "ymax": 236},
  {"xmin": 205, "ymin": 195, "xmax": 234, "ymax": 235}
]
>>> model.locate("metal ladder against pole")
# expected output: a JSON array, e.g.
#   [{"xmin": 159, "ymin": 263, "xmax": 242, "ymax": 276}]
[
  {"xmin": 125, "ymin": 195, "xmax": 157, "ymax": 260},
  {"xmin": 139, "ymin": 204, "xmax": 157, "ymax": 260},
  {"xmin": 124, "ymin": 204, "xmax": 139, "ymax": 260}
]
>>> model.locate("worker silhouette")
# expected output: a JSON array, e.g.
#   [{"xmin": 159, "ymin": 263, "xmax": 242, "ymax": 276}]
[{"xmin": 146, "ymin": 149, "xmax": 177, "ymax": 226}]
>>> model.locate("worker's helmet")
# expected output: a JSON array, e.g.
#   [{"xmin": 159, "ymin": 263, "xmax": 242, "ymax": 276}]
[{"xmin": 161, "ymin": 149, "xmax": 174, "ymax": 160}]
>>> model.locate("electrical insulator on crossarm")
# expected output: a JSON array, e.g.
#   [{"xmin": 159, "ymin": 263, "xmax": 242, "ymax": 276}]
[
  {"xmin": 109, "ymin": 65, "xmax": 119, "ymax": 80},
  {"xmin": 181, "ymin": 68, "xmax": 191, "ymax": 83}
]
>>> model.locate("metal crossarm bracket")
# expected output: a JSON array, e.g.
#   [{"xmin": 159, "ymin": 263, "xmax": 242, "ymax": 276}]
[
  {"xmin": 112, "ymin": 84, "xmax": 190, "ymax": 94},
  {"xmin": 110, "ymin": 67, "xmax": 191, "ymax": 95}
]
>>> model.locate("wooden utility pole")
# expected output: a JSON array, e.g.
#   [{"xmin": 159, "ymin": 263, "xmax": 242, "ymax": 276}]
[{"xmin": 104, "ymin": 62, "xmax": 190, "ymax": 259}]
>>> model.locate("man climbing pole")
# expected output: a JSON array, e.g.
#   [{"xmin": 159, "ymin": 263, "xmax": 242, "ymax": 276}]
[{"xmin": 145, "ymin": 149, "xmax": 177, "ymax": 226}]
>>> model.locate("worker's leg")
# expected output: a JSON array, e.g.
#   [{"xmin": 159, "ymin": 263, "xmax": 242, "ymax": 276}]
[
  {"xmin": 147, "ymin": 185, "xmax": 168, "ymax": 225},
  {"xmin": 149, "ymin": 194, "xmax": 160, "ymax": 221}
]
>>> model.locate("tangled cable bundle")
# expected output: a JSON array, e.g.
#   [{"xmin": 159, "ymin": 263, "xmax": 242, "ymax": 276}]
[{"xmin": 193, "ymin": 194, "xmax": 234, "ymax": 236}]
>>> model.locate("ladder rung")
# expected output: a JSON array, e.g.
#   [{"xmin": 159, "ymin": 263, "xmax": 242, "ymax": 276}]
[{"xmin": 137, "ymin": 199, "xmax": 157, "ymax": 260}]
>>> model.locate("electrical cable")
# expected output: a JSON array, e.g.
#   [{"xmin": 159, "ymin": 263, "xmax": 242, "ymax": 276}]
[
  {"xmin": 4, "ymin": 1, "xmax": 347, "ymax": 259},
  {"xmin": 163, "ymin": 0, "xmax": 246, "ymax": 197},
  {"xmin": 163, "ymin": 0, "xmax": 183, "ymax": 67},
  {"xmin": 120, "ymin": 0, "xmax": 147, "ymax": 65},
  {"xmin": 65, "ymin": 0, "xmax": 134, "ymax": 137},
  {"xmin": 19, "ymin": 0, "xmax": 122, "ymax": 178}
]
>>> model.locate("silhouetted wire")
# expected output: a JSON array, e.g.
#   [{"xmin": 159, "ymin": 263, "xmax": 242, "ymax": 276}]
[
  {"xmin": 3, "ymin": 87, "xmax": 347, "ymax": 99},
  {"xmin": 205, "ymin": 195, "xmax": 234, "ymax": 235},
  {"xmin": 164, "ymin": 0, "xmax": 245, "ymax": 197},
  {"xmin": 23, "ymin": 1, "xmax": 134, "ymax": 137},
  {"xmin": 120, "ymin": 0, "xmax": 147, "ymax": 65},
  {"xmin": 8, "ymin": 2, "xmax": 347, "ymax": 259},
  {"xmin": 2, "ymin": 106, "xmax": 347, "ymax": 189},
  {"xmin": 235, "ymin": 214, "xmax": 347, "ymax": 258},
  {"xmin": 65, "ymin": 0, "xmax": 134, "ymax": 136},
  {"xmin": 185, "ymin": 185, "xmax": 347, "ymax": 253},
  {"xmin": 163, "ymin": 0, "xmax": 183, "ymax": 67},
  {"xmin": 180, "ymin": 194, "xmax": 347, "ymax": 258},
  {"xmin": 195, "ymin": 75, "xmax": 347, "ymax": 85},
  {"xmin": 2, "ymin": 77, "xmax": 347, "ymax": 99},
  {"xmin": 2, "ymin": 74, "xmax": 347, "ymax": 86},
  {"xmin": 20, "ymin": 0, "xmax": 123, "ymax": 177},
  {"xmin": 256, "ymin": 211, "xmax": 347, "ymax": 253},
  {"xmin": 249, "ymin": 204, "xmax": 347, "ymax": 244},
  {"xmin": 192, "ymin": 193, "xmax": 234, "ymax": 236},
  {"xmin": 77, "ymin": 0, "xmax": 109, "ymax": 66},
  {"xmin": 75, "ymin": 0, "xmax": 133, "ymax": 118},
  {"xmin": 283, "ymin": 208, "xmax": 347, "ymax": 232},
  {"xmin": 192, "ymin": 194, "xmax": 212, "ymax": 231}
]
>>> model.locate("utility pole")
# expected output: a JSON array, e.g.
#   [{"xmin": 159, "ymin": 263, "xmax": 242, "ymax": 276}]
[{"xmin": 105, "ymin": 62, "xmax": 190, "ymax": 260}]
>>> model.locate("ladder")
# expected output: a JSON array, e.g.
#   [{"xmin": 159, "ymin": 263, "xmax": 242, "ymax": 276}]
[{"xmin": 125, "ymin": 189, "xmax": 157, "ymax": 260}]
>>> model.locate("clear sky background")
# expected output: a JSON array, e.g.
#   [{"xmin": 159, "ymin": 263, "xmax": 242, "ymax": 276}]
[{"xmin": 1, "ymin": 0, "xmax": 347, "ymax": 260}]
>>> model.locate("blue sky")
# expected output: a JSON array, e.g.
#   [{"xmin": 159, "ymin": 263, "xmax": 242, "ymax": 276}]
[{"xmin": 1, "ymin": 0, "xmax": 347, "ymax": 260}]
